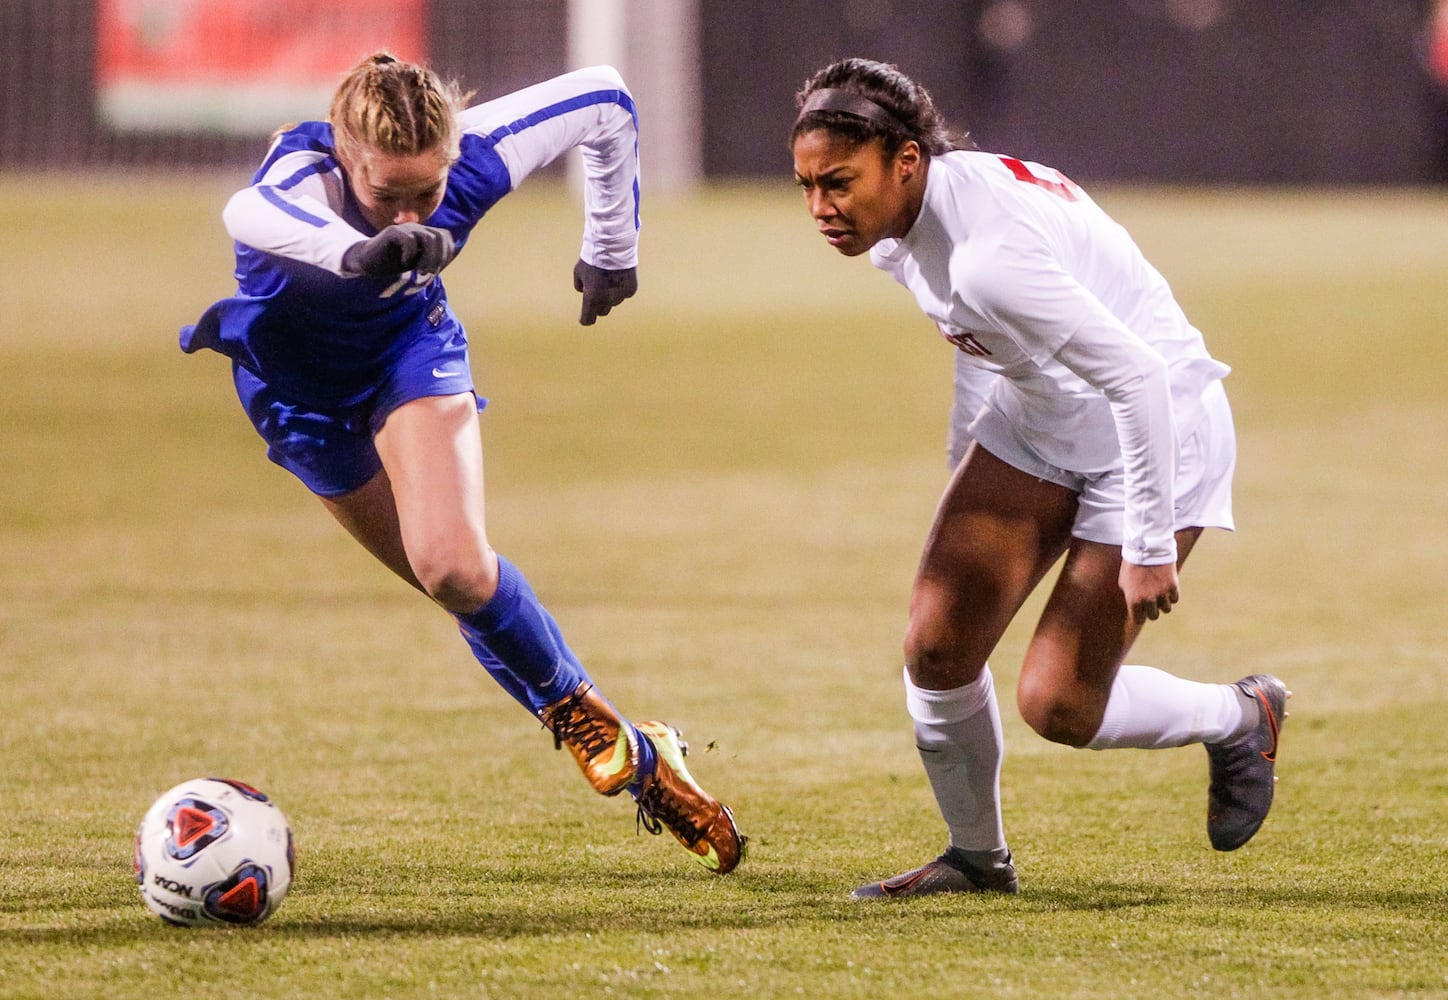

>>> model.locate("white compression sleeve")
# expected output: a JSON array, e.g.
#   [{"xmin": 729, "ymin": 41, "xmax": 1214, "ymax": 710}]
[
  {"xmin": 1053, "ymin": 312, "xmax": 1179, "ymax": 566},
  {"xmin": 905, "ymin": 666, "xmax": 1008, "ymax": 852},
  {"xmin": 1086, "ymin": 664, "xmax": 1249, "ymax": 750}
]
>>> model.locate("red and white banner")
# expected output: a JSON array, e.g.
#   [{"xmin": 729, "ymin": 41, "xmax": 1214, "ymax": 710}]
[{"xmin": 96, "ymin": 0, "xmax": 429, "ymax": 134}]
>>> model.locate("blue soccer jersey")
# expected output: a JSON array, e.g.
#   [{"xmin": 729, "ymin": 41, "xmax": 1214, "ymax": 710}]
[{"xmin": 181, "ymin": 65, "xmax": 640, "ymax": 408}]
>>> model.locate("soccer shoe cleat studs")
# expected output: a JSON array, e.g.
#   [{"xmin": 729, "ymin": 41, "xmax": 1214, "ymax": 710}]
[
  {"xmin": 1205, "ymin": 673, "xmax": 1291, "ymax": 851},
  {"xmin": 539, "ymin": 682, "xmax": 639, "ymax": 796},
  {"xmin": 632, "ymin": 721, "xmax": 746, "ymax": 875},
  {"xmin": 851, "ymin": 848, "xmax": 1019, "ymax": 900}
]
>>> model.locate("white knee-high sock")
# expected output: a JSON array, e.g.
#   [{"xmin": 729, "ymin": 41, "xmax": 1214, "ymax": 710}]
[
  {"xmin": 905, "ymin": 665, "xmax": 1007, "ymax": 853},
  {"xmin": 1086, "ymin": 664, "xmax": 1252, "ymax": 750}
]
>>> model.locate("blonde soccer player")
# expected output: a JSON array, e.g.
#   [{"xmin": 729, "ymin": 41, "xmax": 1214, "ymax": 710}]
[{"xmin": 182, "ymin": 53, "xmax": 744, "ymax": 875}]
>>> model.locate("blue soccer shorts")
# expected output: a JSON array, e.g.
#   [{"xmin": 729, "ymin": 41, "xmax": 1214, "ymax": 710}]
[{"xmin": 232, "ymin": 327, "xmax": 485, "ymax": 498}]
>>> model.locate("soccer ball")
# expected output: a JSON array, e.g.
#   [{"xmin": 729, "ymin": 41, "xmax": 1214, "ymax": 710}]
[{"xmin": 134, "ymin": 778, "xmax": 295, "ymax": 927}]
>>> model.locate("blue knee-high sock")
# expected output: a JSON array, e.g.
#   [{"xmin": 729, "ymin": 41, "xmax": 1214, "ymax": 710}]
[
  {"xmin": 452, "ymin": 632, "xmax": 536, "ymax": 714},
  {"xmin": 453, "ymin": 555, "xmax": 589, "ymax": 714},
  {"xmin": 453, "ymin": 555, "xmax": 656, "ymax": 780}
]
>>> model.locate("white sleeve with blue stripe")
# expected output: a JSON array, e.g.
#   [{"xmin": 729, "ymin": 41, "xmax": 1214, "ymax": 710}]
[
  {"xmin": 222, "ymin": 144, "xmax": 361, "ymax": 275},
  {"xmin": 220, "ymin": 65, "xmax": 640, "ymax": 276},
  {"xmin": 460, "ymin": 65, "xmax": 640, "ymax": 270}
]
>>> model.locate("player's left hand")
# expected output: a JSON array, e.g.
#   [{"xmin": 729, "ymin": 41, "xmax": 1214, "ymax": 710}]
[
  {"xmin": 573, "ymin": 259, "xmax": 638, "ymax": 325},
  {"xmin": 1120, "ymin": 561, "xmax": 1180, "ymax": 623}
]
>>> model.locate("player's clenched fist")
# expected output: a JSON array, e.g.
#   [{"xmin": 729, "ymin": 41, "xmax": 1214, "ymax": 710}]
[
  {"xmin": 343, "ymin": 223, "xmax": 455, "ymax": 277},
  {"xmin": 573, "ymin": 259, "xmax": 638, "ymax": 325}
]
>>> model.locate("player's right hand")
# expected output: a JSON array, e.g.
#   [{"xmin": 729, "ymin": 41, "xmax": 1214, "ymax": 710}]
[
  {"xmin": 1120, "ymin": 560, "xmax": 1180, "ymax": 624},
  {"xmin": 343, "ymin": 223, "xmax": 455, "ymax": 277}
]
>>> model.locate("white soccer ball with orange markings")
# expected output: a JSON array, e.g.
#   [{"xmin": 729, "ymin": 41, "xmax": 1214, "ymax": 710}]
[{"xmin": 134, "ymin": 778, "xmax": 294, "ymax": 927}]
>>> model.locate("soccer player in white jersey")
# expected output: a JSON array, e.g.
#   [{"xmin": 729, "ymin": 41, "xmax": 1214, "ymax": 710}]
[
  {"xmin": 181, "ymin": 53, "xmax": 744, "ymax": 875},
  {"xmin": 790, "ymin": 58, "xmax": 1288, "ymax": 898}
]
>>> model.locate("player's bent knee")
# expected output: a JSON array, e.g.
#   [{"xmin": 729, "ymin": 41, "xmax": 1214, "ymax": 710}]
[
  {"xmin": 411, "ymin": 553, "xmax": 499, "ymax": 612},
  {"xmin": 903, "ymin": 629, "xmax": 982, "ymax": 690},
  {"xmin": 1017, "ymin": 684, "xmax": 1101, "ymax": 748}
]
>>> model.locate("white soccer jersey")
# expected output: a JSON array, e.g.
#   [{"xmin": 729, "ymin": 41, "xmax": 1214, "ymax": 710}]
[{"xmin": 871, "ymin": 150, "xmax": 1229, "ymax": 565}]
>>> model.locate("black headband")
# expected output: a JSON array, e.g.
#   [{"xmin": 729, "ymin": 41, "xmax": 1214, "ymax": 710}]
[{"xmin": 796, "ymin": 88, "xmax": 913, "ymax": 136}]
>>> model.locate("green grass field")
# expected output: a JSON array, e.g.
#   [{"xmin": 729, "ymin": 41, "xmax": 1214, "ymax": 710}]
[{"xmin": 2, "ymin": 175, "xmax": 1447, "ymax": 998}]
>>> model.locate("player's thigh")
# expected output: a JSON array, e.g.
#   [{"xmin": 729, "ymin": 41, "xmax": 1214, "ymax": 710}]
[
  {"xmin": 1019, "ymin": 539, "xmax": 1130, "ymax": 731},
  {"xmin": 1019, "ymin": 528, "xmax": 1203, "ymax": 743},
  {"xmin": 319, "ymin": 467, "xmax": 420, "ymax": 589},
  {"xmin": 373, "ymin": 392, "xmax": 491, "ymax": 569},
  {"xmin": 907, "ymin": 444, "xmax": 1078, "ymax": 687}
]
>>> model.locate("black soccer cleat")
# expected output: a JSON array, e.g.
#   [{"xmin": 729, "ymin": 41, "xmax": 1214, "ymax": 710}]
[
  {"xmin": 1205, "ymin": 674, "xmax": 1290, "ymax": 851},
  {"xmin": 851, "ymin": 848, "xmax": 1019, "ymax": 900}
]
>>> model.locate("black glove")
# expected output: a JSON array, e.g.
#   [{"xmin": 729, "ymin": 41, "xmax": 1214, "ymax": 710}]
[
  {"xmin": 573, "ymin": 259, "xmax": 638, "ymax": 325},
  {"xmin": 342, "ymin": 223, "xmax": 455, "ymax": 277}
]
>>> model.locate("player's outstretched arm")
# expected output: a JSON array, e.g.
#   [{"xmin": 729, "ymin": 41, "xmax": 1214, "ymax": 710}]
[{"xmin": 461, "ymin": 67, "xmax": 640, "ymax": 284}]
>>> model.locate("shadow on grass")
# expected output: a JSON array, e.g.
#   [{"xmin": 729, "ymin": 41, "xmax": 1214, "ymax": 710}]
[
  {"xmin": 3, "ymin": 874, "xmax": 1441, "ymax": 946},
  {"xmin": 1013, "ymin": 879, "xmax": 1444, "ymax": 913}
]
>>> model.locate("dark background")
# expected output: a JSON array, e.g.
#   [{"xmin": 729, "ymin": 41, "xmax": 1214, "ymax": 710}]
[{"xmin": 3, "ymin": 0, "xmax": 1445, "ymax": 183}]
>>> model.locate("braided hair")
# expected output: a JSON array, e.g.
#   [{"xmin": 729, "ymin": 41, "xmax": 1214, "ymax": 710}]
[
  {"xmin": 792, "ymin": 57, "xmax": 969, "ymax": 158},
  {"xmin": 329, "ymin": 52, "xmax": 472, "ymax": 165}
]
